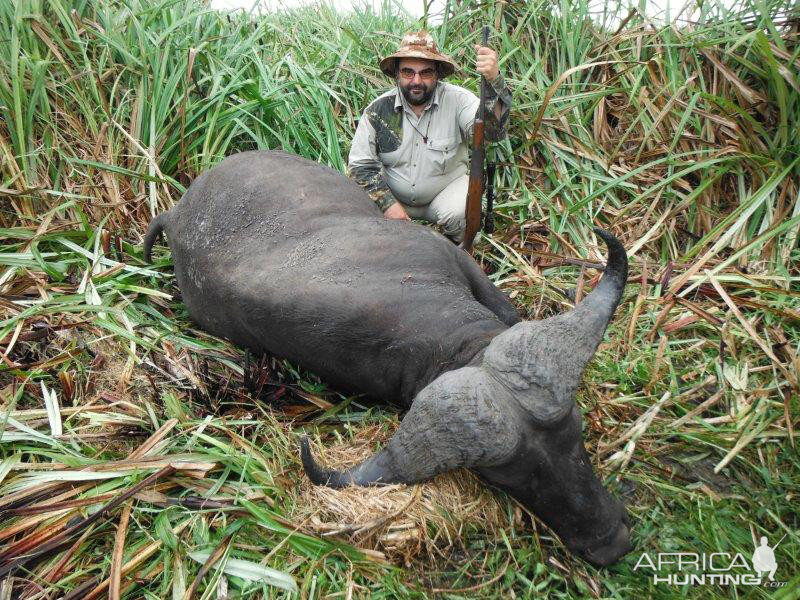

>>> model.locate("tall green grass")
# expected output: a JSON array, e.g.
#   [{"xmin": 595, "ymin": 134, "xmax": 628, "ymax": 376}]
[{"xmin": 1, "ymin": 0, "xmax": 798, "ymax": 597}]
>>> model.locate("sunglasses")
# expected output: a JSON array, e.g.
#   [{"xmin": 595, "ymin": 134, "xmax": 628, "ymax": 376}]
[{"xmin": 398, "ymin": 67, "xmax": 437, "ymax": 81}]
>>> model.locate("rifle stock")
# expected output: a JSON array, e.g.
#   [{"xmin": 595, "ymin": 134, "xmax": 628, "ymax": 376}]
[
  {"xmin": 461, "ymin": 122, "xmax": 484, "ymax": 252},
  {"xmin": 460, "ymin": 25, "xmax": 489, "ymax": 253}
]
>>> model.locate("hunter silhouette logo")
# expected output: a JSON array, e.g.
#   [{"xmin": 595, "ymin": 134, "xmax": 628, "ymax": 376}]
[{"xmin": 752, "ymin": 534, "xmax": 785, "ymax": 582}]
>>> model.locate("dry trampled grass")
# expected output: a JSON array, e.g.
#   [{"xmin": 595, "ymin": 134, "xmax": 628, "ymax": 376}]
[{"xmin": 291, "ymin": 426, "xmax": 517, "ymax": 565}]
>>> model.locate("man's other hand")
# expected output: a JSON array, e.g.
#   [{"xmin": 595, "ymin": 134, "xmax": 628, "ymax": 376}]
[
  {"xmin": 384, "ymin": 202, "xmax": 411, "ymax": 220},
  {"xmin": 474, "ymin": 45, "xmax": 499, "ymax": 82}
]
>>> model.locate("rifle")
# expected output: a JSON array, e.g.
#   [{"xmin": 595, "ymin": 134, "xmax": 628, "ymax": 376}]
[{"xmin": 460, "ymin": 25, "xmax": 489, "ymax": 253}]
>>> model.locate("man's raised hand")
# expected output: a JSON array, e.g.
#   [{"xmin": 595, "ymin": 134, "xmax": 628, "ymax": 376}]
[{"xmin": 474, "ymin": 45, "xmax": 499, "ymax": 82}]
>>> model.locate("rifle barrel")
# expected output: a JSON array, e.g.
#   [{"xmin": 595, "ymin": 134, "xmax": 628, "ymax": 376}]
[
  {"xmin": 478, "ymin": 26, "xmax": 488, "ymax": 121},
  {"xmin": 772, "ymin": 534, "xmax": 787, "ymax": 549}
]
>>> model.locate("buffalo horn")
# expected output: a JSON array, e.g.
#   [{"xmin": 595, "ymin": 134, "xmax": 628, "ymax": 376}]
[{"xmin": 301, "ymin": 367, "xmax": 522, "ymax": 487}]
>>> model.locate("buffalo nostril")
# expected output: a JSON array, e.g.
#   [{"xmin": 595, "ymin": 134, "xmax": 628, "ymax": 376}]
[{"xmin": 584, "ymin": 523, "xmax": 632, "ymax": 567}]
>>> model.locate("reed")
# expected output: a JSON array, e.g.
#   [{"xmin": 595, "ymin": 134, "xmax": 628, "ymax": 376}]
[{"xmin": 0, "ymin": 0, "xmax": 798, "ymax": 596}]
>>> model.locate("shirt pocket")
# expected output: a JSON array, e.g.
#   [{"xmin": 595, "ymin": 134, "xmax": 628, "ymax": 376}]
[{"xmin": 426, "ymin": 136, "xmax": 460, "ymax": 175}]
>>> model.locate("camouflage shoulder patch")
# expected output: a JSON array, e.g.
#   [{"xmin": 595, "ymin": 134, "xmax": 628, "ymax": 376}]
[{"xmin": 366, "ymin": 95, "xmax": 403, "ymax": 154}]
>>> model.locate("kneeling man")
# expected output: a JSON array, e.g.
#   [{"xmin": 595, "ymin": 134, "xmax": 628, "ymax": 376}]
[{"xmin": 348, "ymin": 31, "xmax": 511, "ymax": 243}]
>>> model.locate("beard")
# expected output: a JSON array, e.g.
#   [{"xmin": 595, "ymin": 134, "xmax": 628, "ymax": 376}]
[{"xmin": 398, "ymin": 79, "xmax": 437, "ymax": 106}]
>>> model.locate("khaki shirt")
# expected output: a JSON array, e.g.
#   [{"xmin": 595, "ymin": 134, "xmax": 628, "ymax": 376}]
[{"xmin": 348, "ymin": 75, "xmax": 511, "ymax": 211}]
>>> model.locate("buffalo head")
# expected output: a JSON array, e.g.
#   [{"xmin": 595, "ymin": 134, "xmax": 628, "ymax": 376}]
[{"xmin": 301, "ymin": 229, "xmax": 631, "ymax": 566}]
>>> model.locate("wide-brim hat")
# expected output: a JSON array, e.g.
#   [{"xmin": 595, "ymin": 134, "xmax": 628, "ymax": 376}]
[{"xmin": 379, "ymin": 31, "xmax": 458, "ymax": 78}]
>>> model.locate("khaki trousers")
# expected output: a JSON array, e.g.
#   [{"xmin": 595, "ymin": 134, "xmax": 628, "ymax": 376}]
[{"xmin": 403, "ymin": 174, "xmax": 469, "ymax": 243}]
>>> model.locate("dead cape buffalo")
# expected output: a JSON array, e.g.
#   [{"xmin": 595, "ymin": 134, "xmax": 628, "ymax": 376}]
[{"xmin": 144, "ymin": 150, "xmax": 632, "ymax": 566}]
